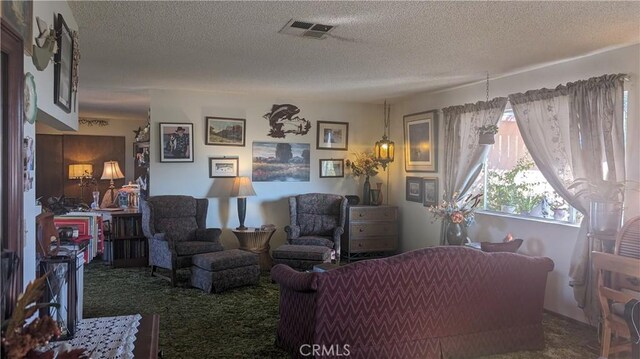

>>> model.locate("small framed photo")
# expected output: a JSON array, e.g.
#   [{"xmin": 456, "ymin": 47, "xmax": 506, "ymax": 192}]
[
  {"xmin": 422, "ymin": 177, "xmax": 439, "ymax": 207},
  {"xmin": 205, "ymin": 117, "xmax": 246, "ymax": 146},
  {"xmin": 209, "ymin": 157, "xmax": 239, "ymax": 178},
  {"xmin": 406, "ymin": 176, "xmax": 423, "ymax": 203},
  {"xmin": 316, "ymin": 121, "xmax": 349, "ymax": 150},
  {"xmin": 404, "ymin": 110, "xmax": 438, "ymax": 172},
  {"xmin": 319, "ymin": 159, "xmax": 344, "ymax": 178},
  {"xmin": 159, "ymin": 123, "xmax": 194, "ymax": 162},
  {"xmin": 54, "ymin": 14, "xmax": 73, "ymax": 113}
]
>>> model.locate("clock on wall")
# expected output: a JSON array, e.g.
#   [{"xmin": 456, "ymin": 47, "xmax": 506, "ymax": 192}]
[{"xmin": 23, "ymin": 72, "xmax": 38, "ymax": 124}]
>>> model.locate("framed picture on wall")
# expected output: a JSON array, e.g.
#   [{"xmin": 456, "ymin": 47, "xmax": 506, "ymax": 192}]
[
  {"xmin": 403, "ymin": 110, "xmax": 438, "ymax": 172},
  {"xmin": 319, "ymin": 159, "xmax": 344, "ymax": 178},
  {"xmin": 252, "ymin": 141, "xmax": 310, "ymax": 182},
  {"xmin": 1, "ymin": 0, "xmax": 33, "ymax": 55},
  {"xmin": 159, "ymin": 122, "xmax": 194, "ymax": 162},
  {"xmin": 209, "ymin": 157, "xmax": 239, "ymax": 178},
  {"xmin": 205, "ymin": 117, "xmax": 246, "ymax": 146},
  {"xmin": 53, "ymin": 14, "xmax": 73, "ymax": 113},
  {"xmin": 316, "ymin": 121, "xmax": 349, "ymax": 150},
  {"xmin": 406, "ymin": 176, "xmax": 423, "ymax": 203},
  {"xmin": 422, "ymin": 177, "xmax": 438, "ymax": 207}
]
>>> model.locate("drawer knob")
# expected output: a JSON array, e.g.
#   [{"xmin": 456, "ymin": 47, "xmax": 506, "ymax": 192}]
[{"xmin": 359, "ymin": 228, "xmax": 364, "ymax": 232}]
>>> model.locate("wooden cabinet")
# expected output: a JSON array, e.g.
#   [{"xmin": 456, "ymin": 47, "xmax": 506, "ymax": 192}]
[
  {"xmin": 341, "ymin": 205, "xmax": 398, "ymax": 262},
  {"xmin": 106, "ymin": 210, "xmax": 147, "ymax": 268}
]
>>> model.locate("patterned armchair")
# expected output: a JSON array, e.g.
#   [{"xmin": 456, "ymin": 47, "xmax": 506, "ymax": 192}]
[
  {"xmin": 141, "ymin": 195, "xmax": 222, "ymax": 286},
  {"xmin": 284, "ymin": 193, "xmax": 347, "ymax": 261}
]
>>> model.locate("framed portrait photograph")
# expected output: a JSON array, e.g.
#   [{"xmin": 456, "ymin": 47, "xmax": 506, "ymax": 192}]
[
  {"xmin": 406, "ymin": 176, "xmax": 423, "ymax": 203},
  {"xmin": 316, "ymin": 121, "xmax": 349, "ymax": 150},
  {"xmin": 205, "ymin": 116, "xmax": 246, "ymax": 146},
  {"xmin": 159, "ymin": 123, "xmax": 194, "ymax": 162},
  {"xmin": 53, "ymin": 13, "xmax": 73, "ymax": 113},
  {"xmin": 422, "ymin": 177, "xmax": 439, "ymax": 207},
  {"xmin": 209, "ymin": 157, "xmax": 239, "ymax": 178},
  {"xmin": 319, "ymin": 159, "xmax": 344, "ymax": 178},
  {"xmin": 404, "ymin": 110, "xmax": 438, "ymax": 172}
]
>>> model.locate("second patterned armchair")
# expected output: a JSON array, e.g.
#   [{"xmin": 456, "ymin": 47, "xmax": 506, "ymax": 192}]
[
  {"xmin": 284, "ymin": 193, "xmax": 347, "ymax": 261},
  {"xmin": 141, "ymin": 195, "xmax": 222, "ymax": 286}
]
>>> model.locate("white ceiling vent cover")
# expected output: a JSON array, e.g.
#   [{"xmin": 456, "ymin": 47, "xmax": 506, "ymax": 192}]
[{"xmin": 278, "ymin": 19, "xmax": 335, "ymax": 40}]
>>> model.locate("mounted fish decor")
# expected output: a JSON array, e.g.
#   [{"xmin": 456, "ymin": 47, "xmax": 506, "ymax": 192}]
[
  {"xmin": 31, "ymin": 17, "xmax": 58, "ymax": 71},
  {"xmin": 263, "ymin": 104, "xmax": 311, "ymax": 138}
]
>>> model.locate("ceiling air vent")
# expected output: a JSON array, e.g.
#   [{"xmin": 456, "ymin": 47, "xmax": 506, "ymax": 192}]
[{"xmin": 279, "ymin": 19, "xmax": 335, "ymax": 40}]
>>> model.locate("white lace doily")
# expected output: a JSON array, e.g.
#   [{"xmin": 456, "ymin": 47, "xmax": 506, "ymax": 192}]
[{"xmin": 43, "ymin": 314, "xmax": 142, "ymax": 359}]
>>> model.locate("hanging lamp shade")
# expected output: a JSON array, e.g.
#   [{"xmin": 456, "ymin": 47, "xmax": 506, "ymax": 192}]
[{"xmin": 375, "ymin": 100, "xmax": 395, "ymax": 170}]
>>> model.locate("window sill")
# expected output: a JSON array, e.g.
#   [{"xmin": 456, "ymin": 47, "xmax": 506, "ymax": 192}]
[{"xmin": 476, "ymin": 210, "xmax": 581, "ymax": 229}]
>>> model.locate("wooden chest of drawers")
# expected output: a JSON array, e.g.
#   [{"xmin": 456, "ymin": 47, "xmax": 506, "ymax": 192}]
[{"xmin": 341, "ymin": 205, "xmax": 398, "ymax": 262}]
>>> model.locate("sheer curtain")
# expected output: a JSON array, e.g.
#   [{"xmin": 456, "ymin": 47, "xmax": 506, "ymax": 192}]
[
  {"xmin": 441, "ymin": 98, "xmax": 507, "ymax": 245},
  {"xmin": 509, "ymin": 74, "xmax": 626, "ymax": 323}
]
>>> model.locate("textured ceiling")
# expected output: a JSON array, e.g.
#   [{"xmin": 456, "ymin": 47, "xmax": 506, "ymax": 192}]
[{"xmin": 70, "ymin": 1, "xmax": 640, "ymax": 120}]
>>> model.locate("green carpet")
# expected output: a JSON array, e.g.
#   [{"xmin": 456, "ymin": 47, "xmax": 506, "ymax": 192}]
[{"xmin": 84, "ymin": 263, "xmax": 602, "ymax": 358}]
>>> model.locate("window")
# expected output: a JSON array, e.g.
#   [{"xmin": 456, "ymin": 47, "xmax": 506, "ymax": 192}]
[{"xmin": 474, "ymin": 104, "xmax": 579, "ymax": 223}]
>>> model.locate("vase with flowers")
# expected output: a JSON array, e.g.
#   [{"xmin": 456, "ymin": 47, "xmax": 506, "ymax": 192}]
[
  {"xmin": 345, "ymin": 151, "xmax": 381, "ymax": 205},
  {"xmin": 428, "ymin": 192, "xmax": 483, "ymax": 245}
]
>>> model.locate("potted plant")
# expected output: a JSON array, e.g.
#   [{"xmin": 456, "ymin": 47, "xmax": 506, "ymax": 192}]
[
  {"xmin": 568, "ymin": 178, "xmax": 626, "ymax": 235},
  {"xmin": 345, "ymin": 151, "xmax": 381, "ymax": 205},
  {"xmin": 478, "ymin": 124, "xmax": 499, "ymax": 145}
]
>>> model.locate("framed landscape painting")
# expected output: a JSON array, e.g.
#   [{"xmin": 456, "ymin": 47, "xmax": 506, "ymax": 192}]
[
  {"xmin": 404, "ymin": 110, "xmax": 438, "ymax": 172},
  {"xmin": 316, "ymin": 121, "xmax": 349, "ymax": 150},
  {"xmin": 422, "ymin": 177, "xmax": 438, "ymax": 207},
  {"xmin": 209, "ymin": 157, "xmax": 239, "ymax": 178},
  {"xmin": 319, "ymin": 159, "xmax": 344, "ymax": 178},
  {"xmin": 406, "ymin": 176, "xmax": 423, "ymax": 203},
  {"xmin": 159, "ymin": 122, "xmax": 194, "ymax": 162},
  {"xmin": 252, "ymin": 142, "xmax": 310, "ymax": 182},
  {"xmin": 205, "ymin": 116, "xmax": 246, "ymax": 146}
]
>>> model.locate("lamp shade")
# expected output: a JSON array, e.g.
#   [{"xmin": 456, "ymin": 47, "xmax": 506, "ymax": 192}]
[
  {"xmin": 230, "ymin": 176, "xmax": 256, "ymax": 198},
  {"xmin": 100, "ymin": 161, "xmax": 125, "ymax": 180},
  {"xmin": 374, "ymin": 137, "xmax": 395, "ymax": 169},
  {"xmin": 68, "ymin": 164, "xmax": 93, "ymax": 179}
]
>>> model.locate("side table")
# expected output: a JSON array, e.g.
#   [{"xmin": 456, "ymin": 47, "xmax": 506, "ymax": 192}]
[{"xmin": 232, "ymin": 227, "xmax": 276, "ymax": 271}]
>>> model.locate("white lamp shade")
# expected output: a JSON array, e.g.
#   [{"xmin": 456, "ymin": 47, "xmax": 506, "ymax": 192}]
[
  {"xmin": 100, "ymin": 161, "xmax": 125, "ymax": 180},
  {"xmin": 230, "ymin": 176, "xmax": 256, "ymax": 198},
  {"xmin": 68, "ymin": 164, "xmax": 93, "ymax": 179}
]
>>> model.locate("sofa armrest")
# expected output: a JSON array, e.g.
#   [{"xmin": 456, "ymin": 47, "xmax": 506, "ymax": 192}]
[
  {"xmin": 194, "ymin": 228, "xmax": 222, "ymax": 242},
  {"xmin": 271, "ymin": 264, "xmax": 317, "ymax": 292},
  {"xmin": 152, "ymin": 232, "xmax": 167, "ymax": 241},
  {"xmin": 284, "ymin": 225, "xmax": 300, "ymax": 240}
]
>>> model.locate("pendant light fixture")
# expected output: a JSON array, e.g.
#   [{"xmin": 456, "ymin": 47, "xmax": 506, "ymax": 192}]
[{"xmin": 374, "ymin": 100, "xmax": 395, "ymax": 170}]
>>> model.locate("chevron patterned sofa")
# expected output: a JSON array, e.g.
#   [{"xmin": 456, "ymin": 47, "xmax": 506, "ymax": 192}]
[{"xmin": 272, "ymin": 246, "xmax": 554, "ymax": 358}]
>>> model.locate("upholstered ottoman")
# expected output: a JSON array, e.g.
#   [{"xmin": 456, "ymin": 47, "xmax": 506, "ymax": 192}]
[
  {"xmin": 272, "ymin": 245, "xmax": 332, "ymax": 271},
  {"xmin": 191, "ymin": 250, "xmax": 260, "ymax": 293}
]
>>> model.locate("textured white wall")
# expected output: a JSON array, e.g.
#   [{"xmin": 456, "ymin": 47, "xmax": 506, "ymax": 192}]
[
  {"xmin": 149, "ymin": 90, "xmax": 382, "ymax": 249},
  {"xmin": 22, "ymin": 0, "xmax": 80, "ymax": 288},
  {"xmin": 392, "ymin": 44, "xmax": 640, "ymax": 323}
]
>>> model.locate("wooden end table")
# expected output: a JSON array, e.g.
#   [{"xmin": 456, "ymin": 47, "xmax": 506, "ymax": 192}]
[{"xmin": 232, "ymin": 227, "xmax": 276, "ymax": 271}]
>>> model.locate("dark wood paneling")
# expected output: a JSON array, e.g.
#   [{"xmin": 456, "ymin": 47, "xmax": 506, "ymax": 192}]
[
  {"xmin": 63, "ymin": 135, "xmax": 126, "ymax": 204},
  {"xmin": 36, "ymin": 134, "xmax": 64, "ymax": 201},
  {"xmin": 36, "ymin": 135, "xmax": 126, "ymax": 205}
]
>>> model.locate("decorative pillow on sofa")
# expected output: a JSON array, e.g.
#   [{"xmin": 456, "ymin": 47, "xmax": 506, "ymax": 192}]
[{"xmin": 480, "ymin": 238, "xmax": 523, "ymax": 253}]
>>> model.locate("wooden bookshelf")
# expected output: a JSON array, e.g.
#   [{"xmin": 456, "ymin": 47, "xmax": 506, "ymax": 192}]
[{"xmin": 108, "ymin": 210, "xmax": 147, "ymax": 268}]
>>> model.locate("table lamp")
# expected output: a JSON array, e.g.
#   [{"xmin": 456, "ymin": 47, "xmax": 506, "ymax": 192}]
[
  {"xmin": 230, "ymin": 176, "xmax": 256, "ymax": 230},
  {"xmin": 101, "ymin": 160, "xmax": 125, "ymax": 207},
  {"xmin": 68, "ymin": 163, "xmax": 93, "ymax": 202}
]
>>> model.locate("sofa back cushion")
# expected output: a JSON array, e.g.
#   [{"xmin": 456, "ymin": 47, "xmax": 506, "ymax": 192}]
[
  {"xmin": 148, "ymin": 195, "xmax": 200, "ymax": 242},
  {"xmin": 314, "ymin": 247, "xmax": 553, "ymax": 347}
]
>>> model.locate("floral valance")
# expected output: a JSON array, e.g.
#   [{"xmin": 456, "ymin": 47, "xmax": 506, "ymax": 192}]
[
  {"xmin": 508, "ymin": 73, "xmax": 627, "ymax": 104},
  {"xmin": 442, "ymin": 97, "xmax": 508, "ymax": 116}
]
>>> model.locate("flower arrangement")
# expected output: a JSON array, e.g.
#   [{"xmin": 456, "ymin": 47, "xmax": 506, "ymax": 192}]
[
  {"xmin": 345, "ymin": 151, "xmax": 381, "ymax": 177},
  {"xmin": 427, "ymin": 192, "xmax": 483, "ymax": 226},
  {"xmin": 1, "ymin": 274, "xmax": 88, "ymax": 358}
]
